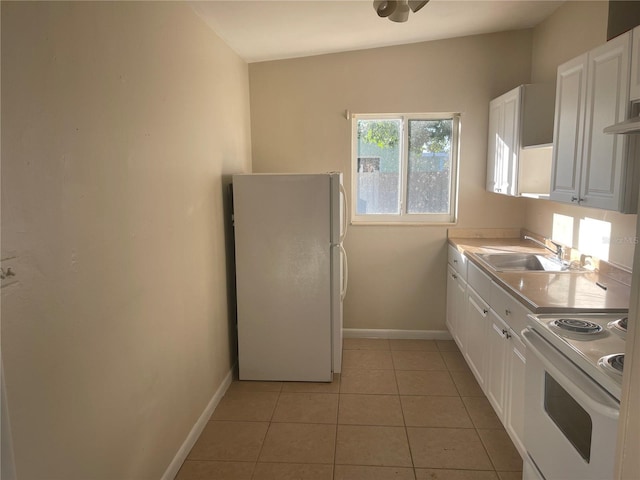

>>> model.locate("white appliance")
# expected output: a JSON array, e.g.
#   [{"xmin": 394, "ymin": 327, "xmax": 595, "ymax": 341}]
[
  {"xmin": 232, "ymin": 173, "xmax": 348, "ymax": 382},
  {"xmin": 522, "ymin": 313, "xmax": 627, "ymax": 480}
]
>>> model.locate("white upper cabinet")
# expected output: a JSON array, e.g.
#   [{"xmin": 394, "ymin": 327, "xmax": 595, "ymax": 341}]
[
  {"xmin": 630, "ymin": 25, "xmax": 640, "ymax": 101},
  {"xmin": 487, "ymin": 88, "xmax": 520, "ymax": 195},
  {"xmin": 551, "ymin": 31, "xmax": 636, "ymax": 212},
  {"xmin": 549, "ymin": 54, "xmax": 588, "ymax": 204},
  {"xmin": 486, "ymin": 97, "xmax": 505, "ymax": 194},
  {"xmin": 486, "ymin": 84, "xmax": 555, "ymax": 197}
]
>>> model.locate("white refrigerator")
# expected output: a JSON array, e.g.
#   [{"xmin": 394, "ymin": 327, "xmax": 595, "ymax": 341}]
[{"xmin": 232, "ymin": 173, "xmax": 348, "ymax": 382}]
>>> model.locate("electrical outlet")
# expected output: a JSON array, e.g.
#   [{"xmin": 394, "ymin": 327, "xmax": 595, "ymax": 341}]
[{"xmin": 1, "ymin": 257, "xmax": 19, "ymax": 289}]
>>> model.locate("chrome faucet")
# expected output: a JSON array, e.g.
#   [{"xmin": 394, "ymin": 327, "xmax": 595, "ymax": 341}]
[{"xmin": 523, "ymin": 235, "xmax": 564, "ymax": 261}]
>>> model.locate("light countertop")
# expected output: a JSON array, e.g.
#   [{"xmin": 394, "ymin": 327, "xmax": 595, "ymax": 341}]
[{"xmin": 448, "ymin": 236, "xmax": 630, "ymax": 314}]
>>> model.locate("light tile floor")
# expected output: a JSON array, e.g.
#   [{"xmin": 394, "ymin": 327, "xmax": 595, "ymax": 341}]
[{"xmin": 175, "ymin": 338, "xmax": 523, "ymax": 480}]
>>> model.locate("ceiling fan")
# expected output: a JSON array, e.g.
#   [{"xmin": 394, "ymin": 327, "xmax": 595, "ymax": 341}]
[{"xmin": 373, "ymin": 0, "xmax": 430, "ymax": 23}]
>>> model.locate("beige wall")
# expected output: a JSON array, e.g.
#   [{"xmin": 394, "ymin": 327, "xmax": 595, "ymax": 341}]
[
  {"xmin": 526, "ymin": 1, "xmax": 638, "ymax": 268},
  {"xmin": 1, "ymin": 2, "xmax": 251, "ymax": 478},
  {"xmin": 531, "ymin": 1, "xmax": 609, "ymax": 84},
  {"xmin": 249, "ymin": 31, "xmax": 531, "ymax": 331}
]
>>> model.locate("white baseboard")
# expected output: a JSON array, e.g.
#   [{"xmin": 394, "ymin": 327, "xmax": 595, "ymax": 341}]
[
  {"xmin": 161, "ymin": 366, "xmax": 234, "ymax": 480},
  {"xmin": 343, "ymin": 328, "xmax": 453, "ymax": 340}
]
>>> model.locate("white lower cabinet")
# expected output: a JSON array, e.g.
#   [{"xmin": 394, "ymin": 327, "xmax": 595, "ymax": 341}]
[
  {"xmin": 487, "ymin": 313, "xmax": 528, "ymax": 458},
  {"xmin": 506, "ymin": 330, "xmax": 527, "ymax": 457},
  {"xmin": 465, "ymin": 286, "xmax": 489, "ymax": 387},
  {"xmin": 445, "ymin": 252, "xmax": 528, "ymax": 459},
  {"xmin": 488, "ymin": 281, "xmax": 529, "ymax": 458},
  {"xmin": 446, "ymin": 265, "xmax": 467, "ymax": 350},
  {"xmin": 486, "ymin": 310, "xmax": 509, "ymax": 419}
]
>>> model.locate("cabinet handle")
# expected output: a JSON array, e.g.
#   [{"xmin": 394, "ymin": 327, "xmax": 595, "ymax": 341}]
[
  {"xmin": 452, "ymin": 273, "xmax": 458, "ymax": 279},
  {"xmin": 453, "ymin": 259, "xmax": 458, "ymax": 264},
  {"xmin": 571, "ymin": 196, "xmax": 578, "ymax": 202},
  {"xmin": 502, "ymin": 329, "xmax": 512, "ymax": 339},
  {"xmin": 483, "ymin": 308, "xmax": 489, "ymax": 314},
  {"xmin": 505, "ymin": 309, "xmax": 511, "ymax": 316}
]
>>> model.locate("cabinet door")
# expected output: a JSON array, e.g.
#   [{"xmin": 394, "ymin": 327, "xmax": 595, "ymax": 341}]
[
  {"xmin": 446, "ymin": 266, "xmax": 458, "ymax": 340},
  {"xmin": 487, "ymin": 88, "xmax": 520, "ymax": 196},
  {"xmin": 452, "ymin": 275, "xmax": 467, "ymax": 350},
  {"xmin": 580, "ymin": 32, "xmax": 631, "ymax": 211},
  {"xmin": 630, "ymin": 26, "xmax": 640, "ymax": 101},
  {"xmin": 465, "ymin": 287, "xmax": 489, "ymax": 387},
  {"xmin": 505, "ymin": 331, "xmax": 527, "ymax": 457},
  {"xmin": 486, "ymin": 98, "xmax": 503, "ymax": 193},
  {"xmin": 486, "ymin": 311, "xmax": 509, "ymax": 420},
  {"xmin": 550, "ymin": 53, "xmax": 588, "ymax": 204},
  {"xmin": 500, "ymin": 89, "xmax": 521, "ymax": 196},
  {"xmin": 446, "ymin": 265, "xmax": 467, "ymax": 351}
]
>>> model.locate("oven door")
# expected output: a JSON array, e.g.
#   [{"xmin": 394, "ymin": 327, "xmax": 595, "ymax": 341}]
[{"xmin": 522, "ymin": 328, "xmax": 619, "ymax": 480}]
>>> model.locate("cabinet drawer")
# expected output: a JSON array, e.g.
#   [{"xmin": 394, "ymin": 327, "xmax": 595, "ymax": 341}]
[
  {"xmin": 448, "ymin": 244, "xmax": 468, "ymax": 279},
  {"xmin": 467, "ymin": 261, "xmax": 491, "ymax": 304},
  {"xmin": 490, "ymin": 281, "xmax": 529, "ymax": 334}
]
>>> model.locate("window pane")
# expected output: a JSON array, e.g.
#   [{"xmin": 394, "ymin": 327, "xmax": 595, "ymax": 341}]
[
  {"xmin": 355, "ymin": 119, "xmax": 402, "ymax": 215},
  {"xmin": 407, "ymin": 119, "xmax": 452, "ymax": 214}
]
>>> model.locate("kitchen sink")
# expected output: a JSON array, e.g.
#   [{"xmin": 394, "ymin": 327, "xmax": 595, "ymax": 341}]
[{"xmin": 476, "ymin": 253, "xmax": 569, "ymax": 272}]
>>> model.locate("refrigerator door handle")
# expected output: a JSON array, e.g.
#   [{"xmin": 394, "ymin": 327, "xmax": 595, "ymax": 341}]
[
  {"xmin": 340, "ymin": 243, "xmax": 348, "ymax": 301},
  {"xmin": 339, "ymin": 183, "xmax": 349, "ymax": 243}
]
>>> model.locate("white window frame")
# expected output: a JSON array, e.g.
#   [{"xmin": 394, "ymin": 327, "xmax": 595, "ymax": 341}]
[{"xmin": 351, "ymin": 113, "xmax": 460, "ymax": 225}]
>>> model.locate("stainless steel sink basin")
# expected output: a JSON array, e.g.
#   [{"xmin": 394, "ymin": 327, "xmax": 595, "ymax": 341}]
[{"xmin": 476, "ymin": 253, "xmax": 569, "ymax": 272}]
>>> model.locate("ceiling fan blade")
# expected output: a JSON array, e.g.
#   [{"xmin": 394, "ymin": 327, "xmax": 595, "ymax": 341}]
[
  {"xmin": 373, "ymin": 0, "xmax": 398, "ymax": 18},
  {"xmin": 409, "ymin": 0, "xmax": 430, "ymax": 13},
  {"xmin": 388, "ymin": 1, "xmax": 410, "ymax": 23}
]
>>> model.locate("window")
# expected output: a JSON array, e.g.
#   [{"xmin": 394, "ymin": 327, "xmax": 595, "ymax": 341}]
[{"xmin": 351, "ymin": 113, "xmax": 460, "ymax": 224}]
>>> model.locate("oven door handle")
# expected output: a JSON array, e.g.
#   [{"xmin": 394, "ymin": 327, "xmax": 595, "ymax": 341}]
[{"xmin": 521, "ymin": 328, "xmax": 620, "ymax": 420}]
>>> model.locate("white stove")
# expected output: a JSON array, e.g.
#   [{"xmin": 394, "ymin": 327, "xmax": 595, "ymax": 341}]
[
  {"xmin": 526, "ymin": 312, "xmax": 626, "ymax": 401},
  {"xmin": 523, "ymin": 312, "xmax": 628, "ymax": 480}
]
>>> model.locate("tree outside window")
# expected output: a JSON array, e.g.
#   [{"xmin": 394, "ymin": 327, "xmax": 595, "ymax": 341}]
[{"xmin": 353, "ymin": 114, "xmax": 460, "ymax": 224}]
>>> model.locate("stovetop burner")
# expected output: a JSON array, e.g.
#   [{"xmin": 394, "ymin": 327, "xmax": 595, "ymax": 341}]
[
  {"xmin": 607, "ymin": 316, "xmax": 628, "ymax": 338},
  {"xmin": 552, "ymin": 318, "xmax": 603, "ymax": 334},
  {"xmin": 619, "ymin": 317, "xmax": 628, "ymax": 331},
  {"xmin": 599, "ymin": 353, "xmax": 625, "ymax": 376},
  {"xmin": 613, "ymin": 317, "xmax": 627, "ymax": 332},
  {"xmin": 529, "ymin": 312, "xmax": 627, "ymax": 401}
]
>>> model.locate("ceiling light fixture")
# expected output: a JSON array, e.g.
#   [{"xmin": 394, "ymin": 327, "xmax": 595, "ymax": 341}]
[{"xmin": 373, "ymin": 0, "xmax": 430, "ymax": 23}]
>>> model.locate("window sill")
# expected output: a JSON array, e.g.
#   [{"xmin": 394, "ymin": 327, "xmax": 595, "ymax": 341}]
[{"xmin": 350, "ymin": 220, "xmax": 458, "ymax": 227}]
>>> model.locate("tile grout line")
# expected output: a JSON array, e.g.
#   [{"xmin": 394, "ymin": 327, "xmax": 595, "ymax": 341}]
[
  {"xmin": 188, "ymin": 340, "xmax": 516, "ymax": 479},
  {"xmin": 393, "ymin": 354, "xmax": 418, "ymax": 479},
  {"xmin": 249, "ymin": 382, "xmax": 283, "ymax": 478},
  {"xmin": 333, "ymin": 374, "xmax": 342, "ymax": 480},
  {"xmin": 477, "ymin": 428, "xmax": 501, "ymax": 476},
  {"xmin": 442, "ymin": 342, "xmax": 502, "ymax": 476},
  {"xmin": 453, "ymin": 367, "xmax": 502, "ymax": 477}
]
